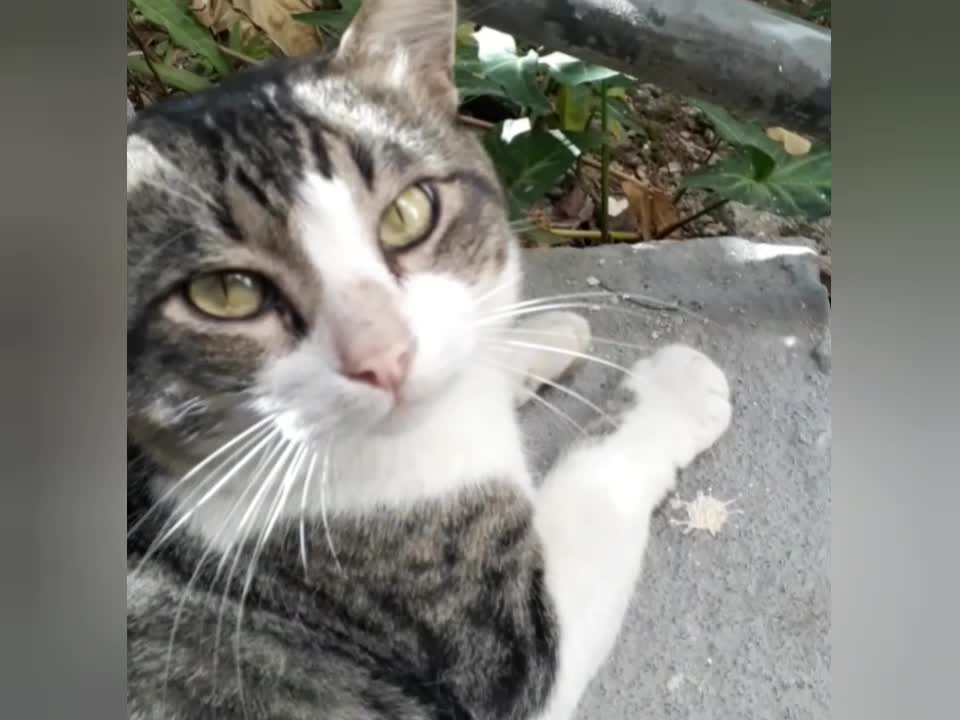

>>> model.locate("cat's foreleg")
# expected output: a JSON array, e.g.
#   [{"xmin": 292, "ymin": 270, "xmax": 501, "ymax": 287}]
[{"xmin": 531, "ymin": 345, "xmax": 733, "ymax": 720}]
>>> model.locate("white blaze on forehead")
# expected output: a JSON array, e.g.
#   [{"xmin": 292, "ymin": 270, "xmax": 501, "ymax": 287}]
[{"xmin": 290, "ymin": 172, "xmax": 392, "ymax": 289}]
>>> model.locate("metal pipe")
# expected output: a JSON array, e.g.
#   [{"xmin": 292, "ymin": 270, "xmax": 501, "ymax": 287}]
[{"xmin": 461, "ymin": 0, "xmax": 831, "ymax": 141}]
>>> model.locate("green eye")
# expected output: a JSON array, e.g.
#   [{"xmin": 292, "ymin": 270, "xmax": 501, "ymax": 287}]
[
  {"xmin": 379, "ymin": 183, "xmax": 437, "ymax": 250},
  {"xmin": 186, "ymin": 271, "xmax": 266, "ymax": 320}
]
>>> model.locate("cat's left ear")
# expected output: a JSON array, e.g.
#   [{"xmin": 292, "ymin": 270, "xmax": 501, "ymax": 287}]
[{"xmin": 334, "ymin": 0, "xmax": 459, "ymax": 115}]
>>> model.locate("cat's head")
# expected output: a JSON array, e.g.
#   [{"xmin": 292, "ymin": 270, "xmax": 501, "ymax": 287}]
[{"xmin": 127, "ymin": 0, "xmax": 519, "ymax": 465}]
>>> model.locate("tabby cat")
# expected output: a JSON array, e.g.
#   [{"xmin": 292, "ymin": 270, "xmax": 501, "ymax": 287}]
[{"xmin": 126, "ymin": 1, "xmax": 732, "ymax": 718}]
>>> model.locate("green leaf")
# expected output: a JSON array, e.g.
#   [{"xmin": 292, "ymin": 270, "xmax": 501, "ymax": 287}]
[
  {"xmin": 689, "ymin": 99, "xmax": 781, "ymax": 155},
  {"xmin": 807, "ymin": 2, "xmax": 831, "ymax": 20},
  {"xmin": 484, "ymin": 126, "xmax": 578, "ymax": 216},
  {"xmin": 564, "ymin": 128, "xmax": 606, "ymax": 153},
  {"xmin": 471, "ymin": 28, "xmax": 551, "ymax": 115},
  {"xmin": 128, "ymin": 54, "xmax": 212, "ymax": 93},
  {"xmin": 539, "ymin": 52, "xmax": 623, "ymax": 86},
  {"xmin": 605, "ymin": 96, "xmax": 645, "ymax": 136},
  {"xmin": 294, "ymin": 0, "xmax": 361, "ymax": 34},
  {"xmin": 555, "ymin": 84, "xmax": 594, "ymax": 132},
  {"xmin": 130, "ymin": 0, "xmax": 230, "ymax": 77},
  {"xmin": 454, "ymin": 45, "xmax": 509, "ymax": 100},
  {"xmin": 683, "ymin": 148, "xmax": 832, "ymax": 219}
]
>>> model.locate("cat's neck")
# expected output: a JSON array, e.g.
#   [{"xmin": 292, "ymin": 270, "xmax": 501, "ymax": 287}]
[{"xmin": 156, "ymin": 367, "xmax": 530, "ymax": 551}]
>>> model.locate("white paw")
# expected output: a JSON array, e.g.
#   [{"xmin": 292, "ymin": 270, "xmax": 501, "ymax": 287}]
[
  {"xmin": 620, "ymin": 344, "xmax": 732, "ymax": 467},
  {"xmin": 512, "ymin": 311, "xmax": 591, "ymax": 406}
]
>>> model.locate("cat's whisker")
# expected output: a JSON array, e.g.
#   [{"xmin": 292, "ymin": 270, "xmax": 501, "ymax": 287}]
[
  {"xmin": 128, "ymin": 415, "xmax": 276, "ymax": 540},
  {"xmin": 477, "ymin": 300, "xmax": 692, "ymax": 329},
  {"xmin": 232, "ymin": 441, "xmax": 308, "ymax": 701},
  {"xmin": 208, "ymin": 437, "xmax": 294, "ymax": 703},
  {"xmin": 483, "ymin": 359, "xmax": 590, "ymax": 436},
  {"xmin": 486, "ymin": 356, "xmax": 618, "ymax": 430},
  {"xmin": 159, "ymin": 445, "xmax": 268, "ymax": 714},
  {"xmin": 471, "ymin": 272, "xmax": 521, "ymax": 309},
  {"xmin": 135, "ymin": 428, "xmax": 279, "ymax": 577},
  {"xmin": 319, "ymin": 440, "xmax": 343, "ymax": 575},
  {"xmin": 490, "ymin": 289, "xmax": 677, "ymax": 314},
  {"xmin": 209, "ymin": 434, "xmax": 288, "ymax": 689},
  {"xmin": 496, "ymin": 326, "xmax": 652, "ymax": 353},
  {"xmin": 488, "ymin": 338, "xmax": 638, "ymax": 379},
  {"xmin": 300, "ymin": 451, "xmax": 319, "ymax": 579}
]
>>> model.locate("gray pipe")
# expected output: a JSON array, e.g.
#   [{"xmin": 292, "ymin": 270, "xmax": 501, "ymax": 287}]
[{"xmin": 461, "ymin": 0, "xmax": 831, "ymax": 141}]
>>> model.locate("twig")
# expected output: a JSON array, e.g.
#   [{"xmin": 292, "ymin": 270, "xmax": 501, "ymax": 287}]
[
  {"xmin": 594, "ymin": 279, "xmax": 682, "ymax": 312},
  {"xmin": 457, "ymin": 114, "xmax": 495, "ymax": 131},
  {"xmin": 543, "ymin": 228, "xmax": 641, "ymax": 242},
  {"xmin": 127, "ymin": 18, "xmax": 167, "ymax": 96},
  {"xmin": 654, "ymin": 197, "xmax": 730, "ymax": 239}
]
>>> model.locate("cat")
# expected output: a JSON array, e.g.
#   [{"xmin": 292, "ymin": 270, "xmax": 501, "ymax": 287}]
[{"xmin": 126, "ymin": 1, "xmax": 733, "ymax": 719}]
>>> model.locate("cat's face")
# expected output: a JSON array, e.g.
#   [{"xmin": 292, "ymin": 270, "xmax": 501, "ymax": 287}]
[{"xmin": 127, "ymin": 0, "xmax": 519, "ymax": 464}]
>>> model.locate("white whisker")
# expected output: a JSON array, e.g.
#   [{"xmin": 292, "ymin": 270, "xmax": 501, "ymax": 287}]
[
  {"xmin": 319, "ymin": 440, "xmax": 343, "ymax": 575},
  {"xmin": 497, "ymin": 326, "xmax": 652, "ymax": 353},
  {"xmin": 490, "ymin": 338, "xmax": 638, "ymax": 379},
  {"xmin": 233, "ymin": 441, "xmax": 302, "ymax": 709},
  {"xmin": 159, "ymin": 445, "xmax": 267, "ymax": 714},
  {"xmin": 135, "ymin": 428, "xmax": 279, "ymax": 577},
  {"xmin": 128, "ymin": 415, "xmax": 275, "ymax": 539},
  {"xmin": 488, "ymin": 357, "xmax": 618, "ymax": 429},
  {"xmin": 300, "ymin": 451, "xmax": 319, "ymax": 579},
  {"xmin": 478, "ymin": 300, "xmax": 690, "ymax": 329},
  {"xmin": 208, "ymin": 437, "xmax": 292, "ymax": 703}
]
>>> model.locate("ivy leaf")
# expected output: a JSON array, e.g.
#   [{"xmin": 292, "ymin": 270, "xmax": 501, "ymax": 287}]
[
  {"xmin": 130, "ymin": 0, "xmax": 230, "ymax": 77},
  {"xmin": 484, "ymin": 126, "xmax": 578, "ymax": 217},
  {"xmin": 472, "ymin": 28, "xmax": 551, "ymax": 114},
  {"xmin": 539, "ymin": 52, "xmax": 623, "ymax": 86},
  {"xmin": 683, "ymin": 148, "xmax": 832, "ymax": 219},
  {"xmin": 454, "ymin": 44, "xmax": 509, "ymax": 100},
  {"xmin": 690, "ymin": 98, "xmax": 782, "ymax": 156},
  {"xmin": 294, "ymin": 0, "xmax": 361, "ymax": 34}
]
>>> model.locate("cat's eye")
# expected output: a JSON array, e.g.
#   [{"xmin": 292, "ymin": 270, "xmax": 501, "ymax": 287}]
[
  {"xmin": 186, "ymin": 271, "xmax": 267, "ymax": 320},
  {"xmin": 378, "ymin": 183, "xmax": 437, "ymax": 251}
]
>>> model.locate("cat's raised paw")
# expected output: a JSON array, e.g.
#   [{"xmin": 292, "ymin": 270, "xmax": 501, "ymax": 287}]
[{"xmin": 621, "ymin": 344, "xmax": 732, "ymax": 467}]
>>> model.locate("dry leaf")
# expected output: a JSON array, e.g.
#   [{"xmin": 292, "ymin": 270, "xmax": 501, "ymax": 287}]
[
  {"xmin": 621, "ymin": 180, "xmax": 680, "ymax": 240},
  {"xmin": 190, "ymin": 0, "xmax": 322, "ymax": 57},
  {"xmin": 766, "ymin": 126, "xmax": 813, "ymax": 156},
  {"xmin": 555, "ymin": 183, "xmax": 595, "ymax": 224}
]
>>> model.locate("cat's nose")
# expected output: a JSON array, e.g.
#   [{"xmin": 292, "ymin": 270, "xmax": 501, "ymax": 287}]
[{"xmin": 341, "ymin": 341, "xmax": 413, "ymax": 395}]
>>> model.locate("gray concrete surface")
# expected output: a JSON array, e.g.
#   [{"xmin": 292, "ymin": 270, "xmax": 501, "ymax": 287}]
[{"xmin": 519, "ymin": 238, "xmax": 830, "ymax": 720}]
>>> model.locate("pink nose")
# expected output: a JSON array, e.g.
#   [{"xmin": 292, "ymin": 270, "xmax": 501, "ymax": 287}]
[{"xmin": 341, "ymin": 342, "xmax": 413, "ymax": 395}]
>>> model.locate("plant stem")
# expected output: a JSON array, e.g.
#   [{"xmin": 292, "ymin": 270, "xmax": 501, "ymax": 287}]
[
  {"xmin": 127, "ymin": 18, "xmax": 166, "ymax": 96},
  {"xmin": 544, "ymin": 228, "xmax": 641, "ymax": 241},
  {"xmin": 655, "ymin": 197, "xmax": 729, "ymax": 238},
  {"xmin": 599, "ymin": 80, "xmax": 610, "ymax": 244}
]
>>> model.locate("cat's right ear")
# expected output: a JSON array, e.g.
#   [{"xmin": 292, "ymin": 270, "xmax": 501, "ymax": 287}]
[{"xmin": 334, "ymin": 0, "xmax": 459, "ymax": 115}]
